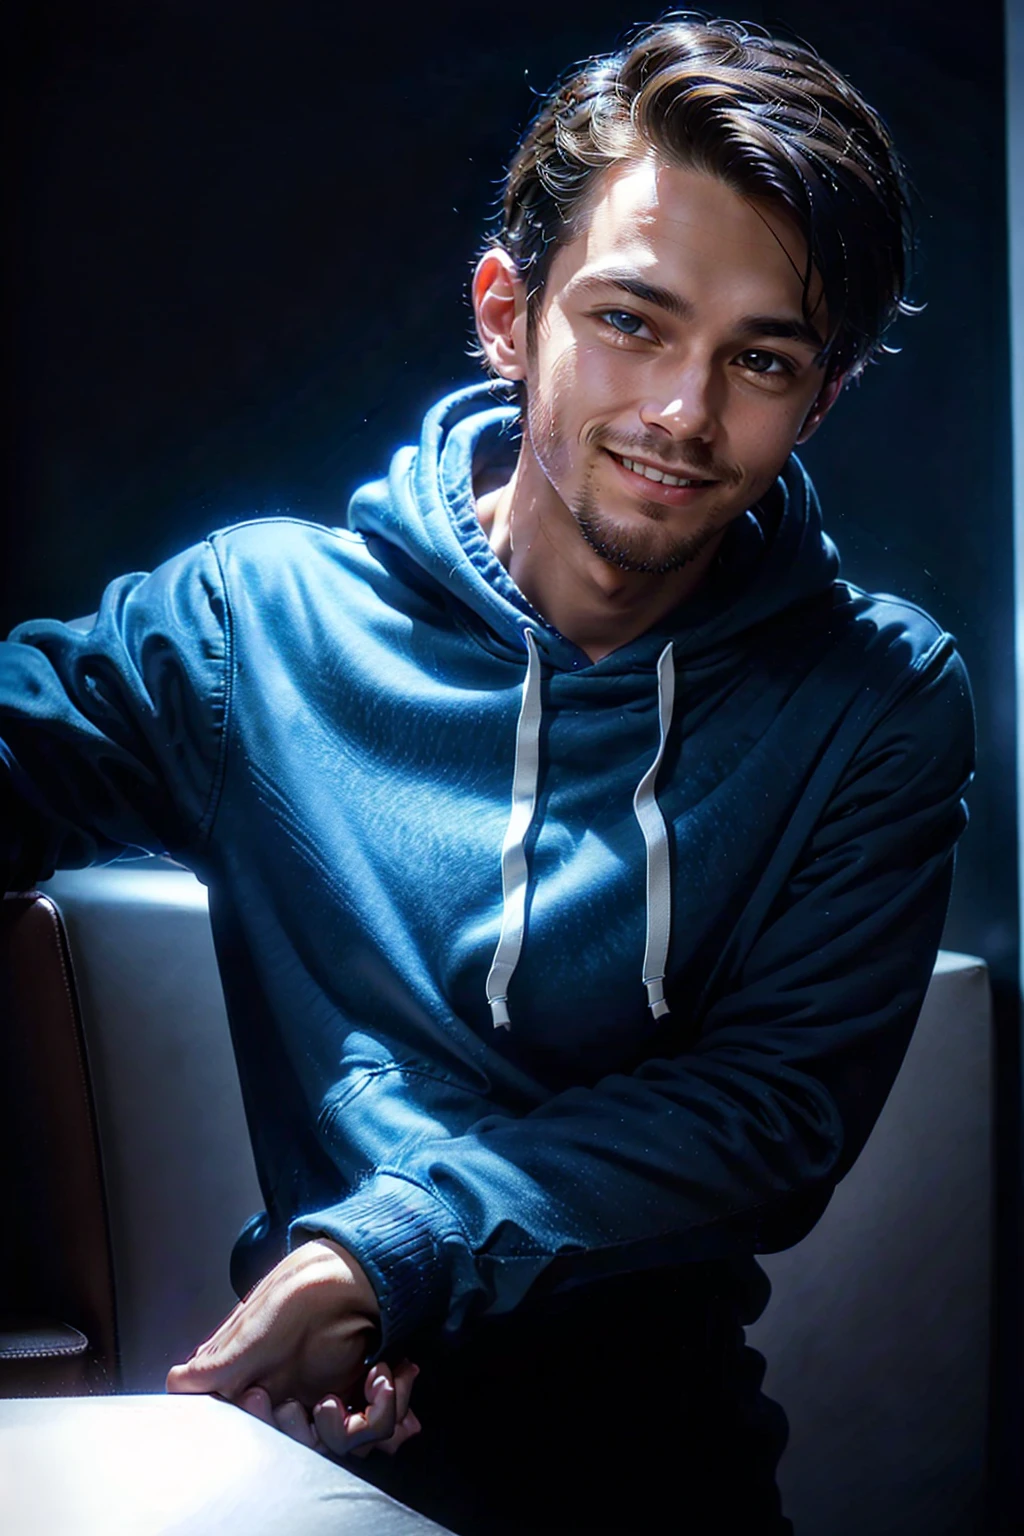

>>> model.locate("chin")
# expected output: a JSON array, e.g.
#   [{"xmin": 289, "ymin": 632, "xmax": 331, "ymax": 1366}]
[{"xmin": 572, "ymin": 505, "xmax": 725, "ymax": 576}]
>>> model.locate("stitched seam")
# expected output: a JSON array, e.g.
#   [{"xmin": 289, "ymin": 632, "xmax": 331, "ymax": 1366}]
[{"xmin": 0, "ymin": 1343, "xmax": 89, "ymax": 1359}]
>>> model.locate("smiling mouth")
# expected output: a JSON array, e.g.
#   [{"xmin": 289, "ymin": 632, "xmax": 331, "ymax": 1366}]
[{"xmin": 605, "ymin": 450, "xmax": 718, "ymax": 488}]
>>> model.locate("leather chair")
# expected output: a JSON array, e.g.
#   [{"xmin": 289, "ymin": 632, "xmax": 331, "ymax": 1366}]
[{"xmin": 0, "ymin": 893, "xmax": 118, "ymax": 1396}]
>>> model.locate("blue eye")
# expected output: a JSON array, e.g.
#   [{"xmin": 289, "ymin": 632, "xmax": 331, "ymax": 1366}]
[{"xmin": 601, "ymin": 310, "xmax": 646, "ymax": 336}]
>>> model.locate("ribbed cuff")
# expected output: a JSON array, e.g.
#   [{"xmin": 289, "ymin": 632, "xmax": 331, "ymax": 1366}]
[{"xmin": 288, "ymin": 1173, "xmax": 453, "ymax": 1356}]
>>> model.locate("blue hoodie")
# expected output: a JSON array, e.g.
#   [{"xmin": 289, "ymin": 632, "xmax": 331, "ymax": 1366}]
[{"xmin": 0, "ymin": 383, "xmax": 974, "ymax": 1353}]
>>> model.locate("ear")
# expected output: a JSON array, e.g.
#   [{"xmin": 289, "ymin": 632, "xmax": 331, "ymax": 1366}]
[
  {"xmin": 795, "ymin": 372, "xmax": 846, "ymax": 444},
  {"xmin": 472, "ymin": 248, "xmax": 529, "ymax": 381}
]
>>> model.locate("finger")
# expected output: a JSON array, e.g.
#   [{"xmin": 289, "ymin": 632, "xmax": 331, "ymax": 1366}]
[
  {"xmin": 391, "ymin": 1360, "xmax": 420, "ymax": 1425},
  {"xmin": 312, "ymin": 1365, "xmax": 396, "ymax": 1458},
  {"xmin": 237, "ymin": 1386, "xmax": 275, "ymax": 1426},
  {"xmin": 388, "ymin": 1408, "xmax": 422, "ymax": 1452},
  {"xmin": 273, "ymin": 1398, "xmax": 318, "ymax": 1449},
  {"xmin": 348, "ymin": 1359, "xmax": 420, "ymax": 1464},
  {"xmin": 311, "ymin": 1395, "xmax": 354, "ymax": 1457},
  {"xmin": 357, "ymin": 1362, "xmax": 399, "ymax": 1443},
  {"xmin": 351, "ymin": 1407, "xmax": 423, "ymax": 1459}
]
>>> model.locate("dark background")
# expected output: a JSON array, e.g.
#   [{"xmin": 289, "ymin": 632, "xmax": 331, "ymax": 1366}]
[{"xmin": 5, "ymin": 0, "xmax": 1020, "ymax": 1525}]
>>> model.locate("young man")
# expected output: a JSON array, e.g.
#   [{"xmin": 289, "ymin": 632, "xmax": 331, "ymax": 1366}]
[{"xmin": 1, "ymin": 16, "xmax": 974, "ymax": 1534}]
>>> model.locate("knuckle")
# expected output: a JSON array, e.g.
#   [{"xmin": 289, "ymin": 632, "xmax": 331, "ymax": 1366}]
[{"xmin": 313, "ymin": 1412, "xmax": 348, "ymax": 1457}]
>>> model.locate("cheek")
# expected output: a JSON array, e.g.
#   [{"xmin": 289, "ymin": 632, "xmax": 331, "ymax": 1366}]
[
  {"xmin": 527, "ymin": 331, "xmax": 635, "ymax": 485},
  {"xmin": 547, "ymin": 342, "xmax": 633, "ymax": 448},
  {"xmin": 538, "ymin": 318, "xmax": 628, "ymax": 408},
  {"xmin": 528, "ymin": 346, "xmax": 580, "ymax": 467},
  {"xmin": 547, "ymin": 344, "xmax": 582, "ymax": 409},
  {"xmin": 572, "ymin": 340, "xmax": 643, "ymax": 416},
  {"xmin": 728, "ymin": 392, "xmax": 815, "ymax": 469}
]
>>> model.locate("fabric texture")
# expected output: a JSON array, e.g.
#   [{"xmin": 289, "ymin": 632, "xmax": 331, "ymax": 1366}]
[{"xmin": 0, "ymin": 383, "xmax": 975, "ymax": 1365}]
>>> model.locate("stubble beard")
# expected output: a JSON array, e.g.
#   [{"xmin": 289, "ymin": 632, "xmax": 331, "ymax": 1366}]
[
  {"xmin": 570, "ymin": 462, "xmax": 730, "ymax": 576},
  {"xmin": 525, "ymin": 391, "xmax": 738, "ymax": 577}
]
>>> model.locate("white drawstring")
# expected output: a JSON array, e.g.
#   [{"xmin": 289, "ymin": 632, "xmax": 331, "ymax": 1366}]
[
  {"xmin": 633, "ymin": 642, "xmax": 676, "ymax": 1020},
  {"xmin": 486, "ymin": 629, "xmax": 543, "ymax": 1029},
  {"xmin": 485, "ymin": 633, "xmax": 675, "ymax": 1029}
]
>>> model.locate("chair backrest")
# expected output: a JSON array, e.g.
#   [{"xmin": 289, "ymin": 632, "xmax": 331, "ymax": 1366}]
[
  {"xmin": 0, "ymin": 893, "xmax": 118, "ymax": 1395},
  {"xmin": 747, "ymin": 950, "xmax": 992, "ymax": 1536},
  {"xmin": 39, "ymin": 863, "xmax": 263, "ymax": 1391}
]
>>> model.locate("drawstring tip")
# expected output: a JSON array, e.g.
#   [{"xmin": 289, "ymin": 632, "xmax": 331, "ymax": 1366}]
[
  {"xmin": 490, "ymin": 998, "xmax": 511, "ymax": 1030},
  {"xmin": 645, "ymin": 980, "xmax": 670, "ymax": 1021}
]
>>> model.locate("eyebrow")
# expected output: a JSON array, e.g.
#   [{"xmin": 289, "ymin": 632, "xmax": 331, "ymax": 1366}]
[{"xmin": 569, "ymin": 268, "xmax": 826, "ymax": 352}]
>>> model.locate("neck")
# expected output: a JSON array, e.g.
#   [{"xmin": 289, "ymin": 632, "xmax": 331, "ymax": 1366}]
[{"xmin": 475, "ymin": 449, "xmax": 725, "ymax": 664}]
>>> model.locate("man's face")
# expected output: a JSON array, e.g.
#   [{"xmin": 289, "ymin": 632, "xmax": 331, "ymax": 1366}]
[{"xmin": 512, "ymin": 155, "xmax": 837, "ymax": 575}]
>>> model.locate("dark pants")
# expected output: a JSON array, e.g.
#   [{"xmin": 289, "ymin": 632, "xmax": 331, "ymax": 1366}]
[{"xmin": 354, "ymin": 1260, "xmax": 794, "ymax": 1535}]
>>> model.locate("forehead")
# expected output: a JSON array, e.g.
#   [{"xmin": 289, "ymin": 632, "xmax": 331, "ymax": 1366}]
[{"xmin": 548, "ymin": 154, "xmax": 817, "ymax": 320}]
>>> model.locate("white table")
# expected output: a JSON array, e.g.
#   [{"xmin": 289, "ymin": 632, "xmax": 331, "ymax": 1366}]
[{"xmin": 0, "ymin": 1393, "xmax": 453, "ymax": 1535}]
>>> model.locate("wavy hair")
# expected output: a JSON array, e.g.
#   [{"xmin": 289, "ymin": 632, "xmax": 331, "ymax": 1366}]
[{"xmin": 487, "ymin": 13, "xmax": 917, "ymax": 384}]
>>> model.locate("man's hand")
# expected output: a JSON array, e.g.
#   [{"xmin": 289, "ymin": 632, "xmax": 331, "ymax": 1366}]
[
  {"xmin": 166, "ymin": 1239, "xmax": 421, "ymax": 1457},
  {"xmin": 236, "ymin": 1358, "xmax": 422, "ymax": 1459}
]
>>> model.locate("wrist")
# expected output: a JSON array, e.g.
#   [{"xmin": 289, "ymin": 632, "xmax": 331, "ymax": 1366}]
[{"xmin": 310, "ymin": 1236, "xmax": 381, "ymax": 1324}]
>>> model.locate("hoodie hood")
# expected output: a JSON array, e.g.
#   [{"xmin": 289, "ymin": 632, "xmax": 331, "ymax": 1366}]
[{"xmin": 346, "ymin": 381, "xmax": 841, "ymax": 672}]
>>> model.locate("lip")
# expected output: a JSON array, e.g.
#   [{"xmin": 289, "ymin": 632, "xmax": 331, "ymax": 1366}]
[{"xmin": 603, "ymin": 449, "xmax": 720, "ymax": 506}]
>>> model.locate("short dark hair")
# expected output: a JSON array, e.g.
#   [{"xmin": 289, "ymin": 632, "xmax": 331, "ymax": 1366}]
[{"xmin": 485, "ymin": 12, "xmax": 917, "ymax": 385}]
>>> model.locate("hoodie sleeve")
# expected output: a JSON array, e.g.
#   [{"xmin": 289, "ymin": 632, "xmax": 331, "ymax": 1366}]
[
  {"xmin": 0, "ymin": 542, "xmax": 230, "ymax": 889},
  {"xmin": 291, "ymin": 634, "xmax": 975, "ymax": 1354}
]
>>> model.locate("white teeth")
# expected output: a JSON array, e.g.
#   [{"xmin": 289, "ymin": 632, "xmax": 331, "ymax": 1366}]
[{"xmin": 620, "ymin": 455, "xmax": 700, "ymax": 488}]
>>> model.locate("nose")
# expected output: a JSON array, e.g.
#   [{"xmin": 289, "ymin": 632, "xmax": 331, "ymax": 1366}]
[{"xmin": 639, "ymin": 366, "xmax": 717, "ymax": 442}]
